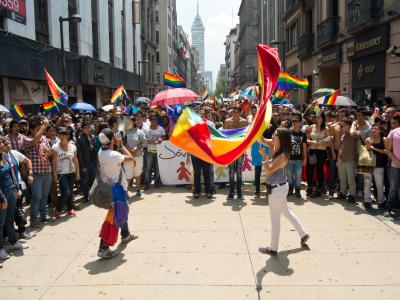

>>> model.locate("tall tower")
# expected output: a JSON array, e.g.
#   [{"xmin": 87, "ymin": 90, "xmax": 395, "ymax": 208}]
[{"xmin": 191, "ymin": 1, "xmax": 205, "ymax": 72}]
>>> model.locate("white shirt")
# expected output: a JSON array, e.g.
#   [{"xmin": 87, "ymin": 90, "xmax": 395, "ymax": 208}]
[
  {"xmin": 52, "ymin": 143, "xmax": 77, "ymax": 174},
  {"xmin": 143, "ymin": 126, "xmax": 166, "ymax": 151},
  {"xmin": 98, "ymin": 148, "xmax": 128, "ymax": 191}
]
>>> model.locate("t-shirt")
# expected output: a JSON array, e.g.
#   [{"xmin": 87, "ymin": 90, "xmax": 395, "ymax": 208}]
[
  {"xmin": 52, "ymin": 143, "xmax": 77, "ymax": 174},
  {"xmin": 143, "ymin": 126, "xmax": 166, "ymax": 151},
  {"xmin": 98, "ymin": 149, "xmax": 128, "ymax": 191},
  {"xmin": 125, "ymin": 128, "xmax": 147, "ymax": 157},
  {"xmin": 339, "ymin": 133, "xmax": 358, "ymax": 162},
  {"xmin": 388, "ymin": 127, "xmax": 400, "ymax": 168},
  {"xmin": 290, "ymin": 130, "xmax": 307, "ymax": 160}
]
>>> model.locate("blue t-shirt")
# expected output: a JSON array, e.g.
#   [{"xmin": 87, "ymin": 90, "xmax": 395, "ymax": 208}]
[
  {"xmin": 0, "ymin": 160, "xmax": 14, "ymax": 193},
  {"xmin": 251, "ymin": 141, "xmax": 270, "ymax": 166}
]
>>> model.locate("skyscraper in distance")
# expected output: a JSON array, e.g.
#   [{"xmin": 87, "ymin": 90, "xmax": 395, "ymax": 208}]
[{"xmin": 191, "ymin": 1, "xmax": 205, "ymax": 72}]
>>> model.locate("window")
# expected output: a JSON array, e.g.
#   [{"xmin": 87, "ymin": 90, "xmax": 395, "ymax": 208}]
[
  {"xmin": 68, "ymin": 0, "xmax": 79, "ymax": 54},
  {"xmin": 122, "ymin": 0, "xmax": 126, "ymax": 69},
  {"xmin": 286, "ymin": 21, "xmax": 298, "ymax": 51},
  {"xmin": 91, "ymin": 0, "xmax": 99, "ymax": 59},
  {"xmin": 156, "ymin": 51, "xmax": 160, "ymax": 63},
  {"xmin": 156, "ymin": 30, "xmax": 159, "ymax": 44},
  {"xmin": 155, "ymin": 11, "xmax": 159, "ymax": 23},
  {"xmin": 108, "ymin": 0, "xmax": 114, "ymax": 65},
  {"xmin": 156, "ymin": 72, "xmax": 160, "ymax": 83},
  {"xmin": 34, "ymin": 0, "xmax": 49, "ymax": 44}
]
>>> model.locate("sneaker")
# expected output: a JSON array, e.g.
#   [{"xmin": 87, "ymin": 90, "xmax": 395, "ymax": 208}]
[
  {"xmin": 301, "ymin": 234, "xmax": 310, "ymax": 246},
  {"xmin": 383, "ymin": 210, "xmax": 392, "ymax": 217},
  {"xmin": 335, "ymin": 193, "xmax": 346, "ymax": 200},
  {"xmin": 19, "ymin": 231, "xmax": 33, "ymax": 240},
  {"xmin": 206, "ymin": 193, "xmax": 213, "ymax": 199},
  {"xmin": 363, "ymin": 202, "xmax": 372, "ymax": 210},
  {"xmin": 258, "ymin": 247, "xmax": 277, "ymax": 256},
  {"xmin": 347, "ymin": 195, "xmax": 356, "ymax": 203},
  {"xmin": 54, "ymin": 210, "xmax": 62, "ymax": 219},
  {"xmin": 121, "ymin": 234, "xmax": 139, "ymax": 244},
  {"xmin": 378, "ymin": 201, "xmax": 387, "ymax": 209},
  {"xmin": 254, "ymin": 192, "xmax": 260, "ymax": 199},
  {"xmin": 30, "ymin": 221, "xmax": 40, "ymax": 229},
  {"xmin": 0, "ymin": 249, "xmax": 10, "ymax": 261},
  {"xmin": 227, "ymin": 193, "xmax": 234, "ymax": 200},
  {"xmin": 40, "ymin": 216, "xmax": 54, "ymax": 223},
  {"xmin": 97, "ymin": 248, "xmax": 116, "ymax": 259},
  {"xmin": 67, "ymin": 210, "xmax": 77, "ymax": 216},
  {"xmin": 295, "ymin": 188, "xmax": 301, "ymax": 199},
  {"xmin": 136, "ymin": 189, "xmax": 142, "ymax": 197},
  {"xmin": 287, "ymin": 186, "xmax": 293, "ymax": 197},
  {"xmin": 193, "ymin": 193, "xmax": 200, "ymax": 199},
  {"xmin": 9, "ymin": 241, "xmax": 29, "ymax": 250}
]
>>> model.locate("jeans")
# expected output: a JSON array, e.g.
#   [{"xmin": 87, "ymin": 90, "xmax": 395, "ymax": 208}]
[
  {"xmin": 80, "ymin": 162, "xmax": 97, "ymax": 199},
  {"xmin": 99, "ymin": 221, "xmax": 130, "ymax": 250},
  {"xmin": 191, "ymin": 156, "xmax": 212, "ymax": 195},
  {"xmin": 329, "ymin": 159, "xmax": 337, "ymax": 192},
  {"xmin": 229, "ymin": 155, "xmax": 244, "ymax": 194},
  {"xmin": 337, "ymin": 161, "xmax": 356, "ymax": 197},
  {"xmin": 57, "ymin": 173, "xmax": 75, "ymax": 212},
  {"xmin": 254, "ymin": 166, "xmax": 262, "ymax": 193},
  {"xmin": 144, "ymin": 152, "xmax": 160, "ymax": 186},
  {"xmin": 387, "ymin": 167, "xmax": 400, "ymax": 211},
  {"xmin": 287, "ymin": 160, "xmax": 303, "ymax": 189},
  {"xmin": 269, "ymin": 184, "xmax": 307, "ymax": 251},
  {"xmin": 307, "ymin": 149, "xmax": 327, "ymax": 190},
  {"xmin": 364, "ymin": 167, "xmax": 385, "ymax": 204},
  {"xmin": 30, "ymin": 173, "xmax": 52, "ymax": 224},
  {"xmin": 0, "ymin": 189, "xmax": 18, "ymax": 249}
]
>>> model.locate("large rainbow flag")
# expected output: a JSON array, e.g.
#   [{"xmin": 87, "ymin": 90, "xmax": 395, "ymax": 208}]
[
  {"xmin": 170, "ymin": 45, "xmax": 281, "ymax": 166},
  {"xmin": 45, "ymin": 69, "xmax": 68, "ymax": 106},
  {"xmin": 42, "ymin": 101, "xmax": 59, "ymax": 114},
  {"xmin": 322, "ymin": 89, "xmax": 339, "ymax": 105},
  {"xmin": 163, "ymin": 72, "xmax": 186, "ymax": 88},
  {"xmin": 111, "ymin": 85, "xmax": 128, "ymax": 105},
  {"xmin": 10, "ymin": 104, "xmax": 25, "ymax": 120},
  {"xmin": 276, "ymin": 71, "xmax": 309, "ymax": 91}
]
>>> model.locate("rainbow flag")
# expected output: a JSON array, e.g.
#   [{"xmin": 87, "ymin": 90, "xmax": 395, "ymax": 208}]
[
  {"xmin": 274, "ymin": 89, "xmax": 289, "ymax": 99},
  {"xmin": 314, "ymin": 103, "xmax": 321, "ymax": 113},
  {"xmin": 170, "ymin": 44, "xmax": 280, "ymax": 166},
  {"xmin": 200, "ymin": 87, "xmax": 209, "ymax": 100},
  {"xmin": 276, "ymin": 71, "xmax": 309, "ymax": 91},
  {"xmin": 163, "ymin": 72, "xmax": 186, "ymax": 88},
  {"xmin": 42, "ymin": 101, "xmax": 59, "ymax": 114},
  {"xmin": 323, "ymin": 89, "xmax": 339, "ymax": 105},
  {"xmin": 111, "ymin": 85, "xmax": 128, "ymax": 105},
  {"xmin": 44, "ymin": 69, "xmax": 68, "ymax": 106},
  {"xmin": 10, "ymin": 104, "xmax": 25, "ymax": 120}
]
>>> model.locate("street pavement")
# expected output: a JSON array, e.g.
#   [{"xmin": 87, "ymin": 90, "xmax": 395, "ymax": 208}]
[{"xmin": 1, "ymin": 185, "xmax": 400, "ymax": 300}]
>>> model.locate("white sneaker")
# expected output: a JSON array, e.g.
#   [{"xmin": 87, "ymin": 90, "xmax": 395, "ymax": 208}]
[
  {"xmin": 97, "ymin": 248, "xmax": 116, "ymax": 259},
  {"xmin": 9, "ymin": 241, "xmax": 29, "ymax": 250},
  {"xmin": 0, "ymin": 248, "xmax": 10, "ymax": 261}
]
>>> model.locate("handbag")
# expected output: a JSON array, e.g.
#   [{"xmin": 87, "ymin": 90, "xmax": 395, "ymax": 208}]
[
  {"xmin": 14, "ymin": 207, "xmax": 27, "ymax": 226},
  {"xmin": 357, "ymin": 137, "xmax": 375, "ymax": 174},
  {"xmin": 89, "ymin": 166, "xmax": 123, "ymax": 209}
]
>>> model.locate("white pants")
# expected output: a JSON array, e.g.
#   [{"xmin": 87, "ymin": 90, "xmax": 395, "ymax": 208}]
[
  {"xmin": 269, "ymin": 184, "xmax": 307, "ymax": 251},
  {"xmin": 363, "ymin": 168, "xmax": 386, "ymax": 204}
]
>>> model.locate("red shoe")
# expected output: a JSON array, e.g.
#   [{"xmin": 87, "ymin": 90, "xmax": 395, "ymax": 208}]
[
  {"xmin": 67, "ymin": 210, "xmax": 76, "ymax": 216},
  {"xmin": 55, "ymin": 210, "xmax": 62, "ymax": 219}
]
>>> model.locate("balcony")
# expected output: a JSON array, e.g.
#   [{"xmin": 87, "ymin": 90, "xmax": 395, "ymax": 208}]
[
  {"xmin": 347, "ymin": 0, "xmax": 383, "ymax": 33},
  {"xmin": 297, "ymin": 33, "xmax": 314, "ymax": 57},
  {"xmin": 317, "ymin": 17, "xmax": 340, "ymax": 48}
]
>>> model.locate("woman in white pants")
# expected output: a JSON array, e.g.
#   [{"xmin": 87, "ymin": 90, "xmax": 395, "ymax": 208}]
[{"xmin": 258, "ymin": 128, "xmax": 310, "ymax": 256}]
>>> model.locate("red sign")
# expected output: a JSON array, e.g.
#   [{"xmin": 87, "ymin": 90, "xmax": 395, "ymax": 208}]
[{"xmin": 0, "ymin": 0, "xmax": 26, "ymax": 24}]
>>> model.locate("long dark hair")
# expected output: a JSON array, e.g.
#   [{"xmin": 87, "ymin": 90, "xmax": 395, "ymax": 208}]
[
  {"xmin": 316, "ymin": 111, "xmax": 326, "ymax": 131},
  {"xmin": 273, "ymin": 127, "xmax": 292, "ymax": 159}
]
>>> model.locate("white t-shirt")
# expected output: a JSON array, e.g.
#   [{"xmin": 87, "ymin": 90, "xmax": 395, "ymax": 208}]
[
  {"xmin": 98, "ymin": 149, "xmax": 128, "ymax": 191},
  {"xmin": 52, "ymin": 143, "xmax": 77, "ymax": 174},
  {"xmin": 143, "ymin": 126, "xmax": 166, "ymax": 151}
]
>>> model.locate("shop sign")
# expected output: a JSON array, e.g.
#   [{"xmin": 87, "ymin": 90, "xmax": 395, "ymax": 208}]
[
  {"xmin": 9, "ymin": 79, "xmax": 45, "ymax": 105},
  {"xmin": 351, "ymin": 52, "xmax": 385, "ymax": 88},
  {"xmin": 0, "ymin": 0, "xmax": 26, "ymax": 24},
  {"xmin": 317, "ymin": 45, "xmax": 341, "ymax": 67},
  {"xmin": 347, "ymin": 25, "xmax": 388, "ymax": 59}
]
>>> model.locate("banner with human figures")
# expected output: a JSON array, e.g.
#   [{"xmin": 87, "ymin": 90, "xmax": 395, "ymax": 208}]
[{"xmin": 157, "ymin": 141, "xmax": 255, "ymax": 185}]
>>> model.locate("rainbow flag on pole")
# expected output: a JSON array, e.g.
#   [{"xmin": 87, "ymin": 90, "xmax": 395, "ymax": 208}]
[
  {"xmin": 44, "ymin": 69, "xmax": 68, "ymax": 106},
  {"xmin": 276, "ymin": 71, "xmax": 309, "ymax": 91},
  {"xmin": 163, "ymin": 72, "xmax": 186, "ymax": 88},
  {"xmin": 111, "ymin": 85, "xmax": 128, "ymax": 105},
  {"xmin": 322, "ymin": 89, "xmax": 339, "ymax": 106},
  {"xmin": 10, "ymin": 104, "xmax": 25, "ymax": 120},
  {"xmin": 42, "ymin": 101, "xmax": 59, "ymax": 114}
]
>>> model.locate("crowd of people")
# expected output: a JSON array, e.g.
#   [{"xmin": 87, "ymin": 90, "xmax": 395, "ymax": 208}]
[{"xmin": 0, "ymin": 95, "xmax": 399, "ymax": 260}]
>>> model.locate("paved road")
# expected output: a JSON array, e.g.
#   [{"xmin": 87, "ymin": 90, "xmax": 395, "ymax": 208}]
[{"xmin": 1, "ymin": 186, "xmax": 400, "ymax": 300}]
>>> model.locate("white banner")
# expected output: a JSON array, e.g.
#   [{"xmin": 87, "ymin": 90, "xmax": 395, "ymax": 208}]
[{"xmin": 157, "ymin": 141, "xmax": 256, "ymax": 185}]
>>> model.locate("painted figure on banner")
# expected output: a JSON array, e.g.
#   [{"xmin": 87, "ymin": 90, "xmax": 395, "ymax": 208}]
[
  {"xmin": 177, "ymin": 162, "xmax": 191, "ymax": 182},
  {"xmin": 242, "ymin": 153, "xmax": 252, "ymax": 172},
  {"xmin": 215, "ymin": 166, "xmax": 228, "ymax": 180}
]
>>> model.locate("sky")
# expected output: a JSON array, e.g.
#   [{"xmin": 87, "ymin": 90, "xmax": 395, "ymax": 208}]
[{"xmin": 176, "ymin": 0, "xmax": 242, "ymax": 90}]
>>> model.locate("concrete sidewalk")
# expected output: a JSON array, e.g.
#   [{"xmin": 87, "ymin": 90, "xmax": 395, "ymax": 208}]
[{"xmin": 1, "ymin": 186, "xmax": 400, "ymax": 300}]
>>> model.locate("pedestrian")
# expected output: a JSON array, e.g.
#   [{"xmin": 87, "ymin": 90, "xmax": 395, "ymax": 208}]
[{"xmin": 258, "ymin": 128, "xmax": 309, "ymax": 256}]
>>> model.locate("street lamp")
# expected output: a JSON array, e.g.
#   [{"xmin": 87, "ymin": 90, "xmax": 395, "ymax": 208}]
[
  {"xmin": 59, "ymin": 14, "xmax": 81, "ymax": 84},
  {"xmin": 271, "ymin": 40, "xmax": 286, "ymax": 71},
  {"xmin": 138, "ymin": 59, "xmax": 149, "ymax": 96}
]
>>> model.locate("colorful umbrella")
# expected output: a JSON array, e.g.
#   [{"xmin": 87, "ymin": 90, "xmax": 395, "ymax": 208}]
[
  {"xmin": 316, "ymin": 95, "xmax": 356, "ymax": 106},
  {"xmin": 152, "ymin": 88, "xmax": 200, "ymax": 106},
  {"xmin": 70, "ymin": 102, "xmax": 96, "ymax": 112}
]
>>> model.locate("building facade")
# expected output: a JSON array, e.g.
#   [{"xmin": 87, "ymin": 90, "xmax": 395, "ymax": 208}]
[
  {"xmin": 203, "ymin": 71, "xmax": 213, "ymax": 93},
  {"xmin": 155, "ymin": 0, "xmax": 178, "ymax": 89},
  {"xmin": 225, "ymin": 24, "xmax": 239, "ymax": 92},
  {"xmin": 191, "ymin": 1, "xmax": 205, "ymax": 72},
  {"xmin": 0, "ymin": 0, "xmax": 143, "ymax": 111},
  {"xmin": 141, "ymin": 0, "xmax": 158, "ymax": 98}
]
